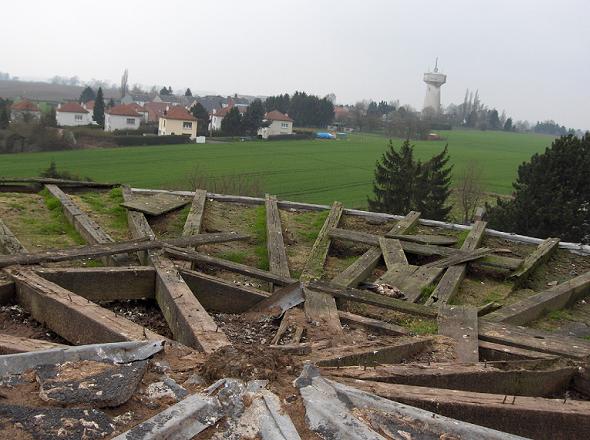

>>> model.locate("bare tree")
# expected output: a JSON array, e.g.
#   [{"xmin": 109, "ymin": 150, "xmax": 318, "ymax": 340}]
[
  {"xmin": 456, "ymin": 160, "xmax": 484, "ymax": 224},
  {"xmin": 120, "ymin": 68, "xmax": 129, "ymax": 98}
]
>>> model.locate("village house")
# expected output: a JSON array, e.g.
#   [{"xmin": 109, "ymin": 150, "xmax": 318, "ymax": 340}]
[
  {"xmin": 143, "ymin": 102, "xmax": 169, "ymax": 123},
  {"xmin": 9, "ymin": 99, "xmax": 41, "ymax": 122},
  {"xmin": 127, "ymin": 102, "xmax": 149, "ymax": 123},
  {"xmin": 104, "ymin": 104, "xmax": 143, "ymax": 132},
  {"xmin": 209, "ymin": 104, "xmax": 247, "ymax": 132},
  {"xmin": 158, "ymin": 106, "xmax": 197, "ymax": 140},
  {"xmin": 56, "ymin": 102, "xmax": 92, "ymax": 126},
  {"xmin": 257, "ymin": 110, "xmax": 294, "ymax": 139},
  {"xmin": 83, "ymin": 100, "xmax": 94, "ymax": 114}
]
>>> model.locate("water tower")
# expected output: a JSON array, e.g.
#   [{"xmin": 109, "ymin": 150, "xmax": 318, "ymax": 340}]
[{"xmin": 423, "ymin": 58, "xmax": 446, "ymax": 113}]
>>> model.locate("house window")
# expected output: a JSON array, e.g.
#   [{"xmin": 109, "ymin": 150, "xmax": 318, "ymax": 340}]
[
  {"xmin": 183, "ymin": 121, "xmax": 192, "ymax": 129},
  {"xmin": 126, "ymin": 118, "xmax": 135, "ymax": 125},
  {"xmin": 281, "ymin": 122, "xmax": 289, "ymax": 129},
  {"xmin": 75, "ymin": 114, "xmax": 83, "ymax": 121}
]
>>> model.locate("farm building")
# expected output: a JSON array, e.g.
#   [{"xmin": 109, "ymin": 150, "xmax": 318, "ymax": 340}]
[
  {"xmin": 158, "ymin": 105, "xmax": 197, "ymax": 139},
  {"xmin": 9, "ymin": 99, "xmax": 41, "ymax": 122},
  {"xmin": 104, "ymin": 104, "xmax": 143, "ymax": 132},
  {"xmin": 258, "ymin": 110, "xmax": 294, "ymax": 139},
  {"xmin": 56, "ymin": 101, "xmax": 92, "ymax": 126}
]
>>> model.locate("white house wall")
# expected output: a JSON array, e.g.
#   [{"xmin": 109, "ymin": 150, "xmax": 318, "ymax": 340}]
[
  {"xmin": 104, "ymin": 114, "xmax": 142, "ymax": 132},
  {"xmin": 56, "ymin": 112, "xmax": 92, "ymax": 127}
]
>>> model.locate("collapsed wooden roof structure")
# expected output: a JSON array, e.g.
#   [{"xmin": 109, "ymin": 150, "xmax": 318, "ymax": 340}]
[{"xmin": 1, "ymin": 177, "xmax": 590, "ymax": 439}]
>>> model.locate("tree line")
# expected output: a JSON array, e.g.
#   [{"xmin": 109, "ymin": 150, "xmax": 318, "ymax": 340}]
[{"xmin": 263, "ymin": 92, "xmax": 334, "ymax": 127}]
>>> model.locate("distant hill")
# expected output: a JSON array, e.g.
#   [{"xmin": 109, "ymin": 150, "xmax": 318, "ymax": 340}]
[{"xmin": 0, "ymin": 79, "xmax": 120, "ymax": 103}]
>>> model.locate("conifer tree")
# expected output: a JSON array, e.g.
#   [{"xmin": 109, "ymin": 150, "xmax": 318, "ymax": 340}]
[
  {"xmin": 93, "ymin": 87, "xmax": 105, "ymax": 126},
  {"xmin": 190, "ymin": 102, "xmax": 209, "ymax": 136},
  {"xmin": 79, "ymin": 86, "xmax": 96, "ymax": 103},
  {"xmin": 415, "ymin": 145, "xmax": 453, "ymax": 220},
  {"xmin": 241, "ymin": 99, "xmax": 265, "ymax": 136},
  {"xmin": 185, "ymin": 88, "xmax": 192, "ymax": 96},
  {"xmin": 221, "ymin": 107, "xmax": 242, "ymax": 136},
  {"xmin": 0, "ymin": 108, "xmax": 9, "ymax": 129}
]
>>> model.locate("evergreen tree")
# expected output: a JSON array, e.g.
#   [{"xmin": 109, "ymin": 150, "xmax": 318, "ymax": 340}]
[
  {"xmin": 488, "ymin": 134, "xmax": 590, "ymax": 243},
  {"xmin": 488, "ymin": 109, "xmax": 500, "ymax": 130},
  {"xmin": 79, "ymin": 86, "xmax": 96, "ymax": 103},
  {"xmin": 368, "ymin": 140, "xmax": 453, "ymax": 220},
  {"xmin": 168, "ymin": 86, "xmax": 173, "ymax": 94},
  {"xmin": 93, "ymin": 87, "xmax": 105, "ymax": 126},
  {"xmin": 0, "ymin": 108, "xmax": 9, "ymax": 129},
  {"xmin": 503, "ymin": 117, "xmax": 513, "ymax": 131},
  {"xmin": 185, "ymin": 88, "xmax": 192, "ymax": 96},
  {"xmin": 415, "ymin": 145, "xmax": 453, "ymax": 220},
  {"xmin": 160, "ymin": 87, "xmax": 170, "ymax": 96},
  {"xmin": 241, "ymin": 99, "xmax": 265, "ymax": 136},
  {"xmin": 221, "ymin": 107, "xmax": 243, "ymax": 136},
  {"xmin": 108, "ymin": 98, "xmax": 115, "ymax": 108},
  {"xmin": 190, "ymin": 102, "xmax": 210, "ymax": 136},
  {"xmin": 41, "ymin": 107, "xmax": 57, "ymax": 128}
]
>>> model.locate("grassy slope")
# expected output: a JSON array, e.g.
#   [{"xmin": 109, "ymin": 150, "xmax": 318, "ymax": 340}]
[{"xmin": 0, "ymin": 129, "xmax": 553, "ymax": 208}]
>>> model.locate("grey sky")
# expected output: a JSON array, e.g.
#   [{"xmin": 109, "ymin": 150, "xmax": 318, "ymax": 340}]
[{"xmin": 2, "ymin": 0, "xmax": 589, "ymax": 129}]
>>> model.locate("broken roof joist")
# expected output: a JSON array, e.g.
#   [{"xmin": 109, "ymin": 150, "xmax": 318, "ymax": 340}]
[{"xmin": 0, "ymin": 233, "xmax": 248, "ymax": 268}]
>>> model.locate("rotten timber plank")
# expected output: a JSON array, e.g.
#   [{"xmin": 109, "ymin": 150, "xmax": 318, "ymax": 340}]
[
  {"xmin": 379, "ymin": 237, "xmax": 407, "ymax": 269},
  {"xmin": 44, "ymin": 184, "xmax": 124, "ymax": 265},
  {"xmin": 486, "ymin": 269, "xmax": 590, "ymax": 325},
  {"xmin": 308, "ymin": 280, "xmax": 437, "ymax": 319},
  {"xmin": 377, "ymin": 265, "xmax": 443, "ymax": 303},
  {"xmin": 121, "ymin": 192, "xmax": 190, "ymax": 216},
  {"xmin": 386, "ymin": 233, "xmax": 458, "ymax": 246},
  {"xmin": 337, "ymin": 311, "xmax": 409, "ymax": 336},
  {"xmin": 332, "ymin": 211, "xmax": 419, "ymax": 288},
  {"xmin": 0, "ymin": 219, "xmax": 27, "ymax": 254},
  {"xmin": 34, "ymin": 267, "xmax": 156, "ymax": 301},
  {"xmin": 315, "ymin": 338, "xmax": 432, "ymax": 367},
  {"xmin": 265, "ymin": 194, "xmax": 290, "ymax": 282},
  {"xmin": 325, "ymin": 361, "xmax": 576, "ymax": 397},
  {"xmin": 122, "ymin": 185, "xmax": 156, "ymax": 264},
  {"xmin": 152, "ymin": 255, "xmax": 230, "ymax": 353},
  {"xmin": 301, "ymin": 202, "xmax": 343, "ymax": 334},
  {"xmin": 0, "ymin": 234, "xmax": 247, "ymax": 268},
  {"xmin": 336, "ymin": 379, "xmax": 590, "ymax": 440},
  {"xmin": 0, "ymin": 334, "xmax": 68, "ymax": 354},
  {"xmin": 328, "ymin": 227, "xmax": 522, "ymax": 271},
  {"xmin": 508, "ymin": 237, "xmax": 560, "ymax": 285},
  {"xmin": 426, "ymin": 220, "xmax": 487, "ymax": 306},
  {"xmin": 0, "ymin": 279, "xmax": 15, "ymax": 304},
  {"xmin": 6, "ymin": 268, "xmax": 162, "ymax": 345},
  {"xmin": 182, "ymin": 189, "xmax": 207, "ymax": 237},
  {"xmin": 437, "ymin": 305, "xmax": 479, "ymax": 363},
  {"xmin": 179, "ymin": 268, "xmax": 269, "ymax": 313},
  {"xmin": 164, "ymin": 246, "xmax": 296, "ymax": 286},
  {"xmin": 478, "ymin": 340, "xmax": 558, "ymax": 361},
  {"xmin": 479, "ymin": 320, "xmax": 590, "ymax": 360}
]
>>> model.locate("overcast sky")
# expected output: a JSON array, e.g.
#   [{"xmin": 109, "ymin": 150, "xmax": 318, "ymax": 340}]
[{"xmin": 2, "ymin": 0, "xmax": 588, "ymax": 129}]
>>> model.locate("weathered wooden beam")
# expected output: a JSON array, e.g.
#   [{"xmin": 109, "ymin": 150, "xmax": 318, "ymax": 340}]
[
  {"xmin": 438, "ymin": 305, "xmax": 479, "ymax": 363},
  {"xmin": 315, "ymin": 338, "xmax": 432, "ymax": 367},
  {"xmin": 386, "ymin": 233, "xmax": 458, "ymax": 246},
  {"xmin": 0, "ymin": 234, "xmax": 247, "ymax": 268},
  {"xmin": 122, "ymin": 185, "xmax": 156, "ymax": 264},
  {"xmin": 247, "ymin": 282, "xmax": 303, "ymax": 316},
  {"xmin": 486, "ymin": 270, "xmax": 590, "ymax": 325},
  {"xmin": 179, "ymin": 268, "xmax": 269, "ymax": 313},
  {"xmin": 337, "ymin": 379, "xmax": 590, "ymax": 439},
  {"xmin": 121, "ymin": 192, "xmax": 190, "ymax": 216},
  {"xmin": 426, "ymin": 220, "xmax": 487, "ymax": 306},
  {"xmin": 152, "ymin": 255, "xmax": 230, "ymax": 352},
  {"xmin": 478, "ymin": 340, "xmax": 559, "ymax": 361},
  {"xmin": 6, "ymin": 268, "xmax": 162, "ymax": 345},
  {"xmin": 337, "ymin": 311, "xmax": 409, "ymax": 336},
  {"xmin": 377, "ymin": 265, "xmax": 443, "ymax": 303},
  {"xmin": 45, "ymin": 184, "xmax": 124, "ymax": 265},
  {"xmin": 0, "ymin": 219, "xmax": 27, "ymax": 254},
  {"xmin": 164, "ymin": 246, "xmax": 296, "ymax": 286},
  {"xmin": 331, "ymin": 212, "xmax": 419, "ymax": 288},
  {"xmin": 479, "ymin": 320, "xmax": 590, "ymax": 360},
  {"xmin": 1, "ymin": 177, "xmax": 119, "ymax": 188},
  {"xmin": 422, "ymin": 247, "xmax": 493, "ymax": 269},
  {"xmin": 182, "ymin": 189, "xmax": 207, "ymax": 237},
  {"xmin": 265, "ymin": 194, "xmax": 290, "ymax": 283},
  {"xmin": 0, "ymin": 334, "xmax": 69, "ymax": 354},
  {"xmin": 379, "ymin": 237, "xmax": 407, "ymax": 269},
  {"xmin": 34, "ymin": 267, "xmax": 156, "ymax": 301},
  {"xmin": 509, "ymin": 237, "xmax": 560, "ymax": 285},
  {"xmin": 325, "ymin": 362, "xmax": 576, "ymax": 397},
  {"xmin": 0, "ymin": 279, "xmax": 15, "ymax": 304},
  {"xmin": 309, "ymin": 280, "xmax": 438, "ymax": 318},
  {"xmin": 301, "ymin": 202, "xmax": 343, "ymax": 334},
  {"xmin": 328, "ymin": 227, "xmax": 522, "ymax": 271}
]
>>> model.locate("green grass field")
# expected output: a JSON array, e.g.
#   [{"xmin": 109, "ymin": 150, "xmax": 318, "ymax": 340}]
[{"xmin": 0, "ymin": 130, "xmax": 554, "ymax": 208}]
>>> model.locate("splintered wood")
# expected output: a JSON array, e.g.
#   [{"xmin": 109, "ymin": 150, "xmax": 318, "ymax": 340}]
[
  {"xmin": 437, "ymin": 305, "xmax": 479, "ymax": 363},
  {"xmin": 0, "ymin": 219, "xmax": 27, "ymax": 254},
  {"xmin": 121, "ymin": 192, "xmax": 190, "ymax": 216},
  {"xmin": 265, "ymin": 194, "xmax": 290, "ymax": 281}
]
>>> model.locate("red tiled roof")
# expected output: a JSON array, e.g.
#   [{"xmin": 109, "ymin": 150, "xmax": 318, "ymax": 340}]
[
  {"xmin": 106, "ymin": 104, "xmax": 141, "ymax": 117},
  {"xmin": 84, "ymin": 100, "xmax": 95, "ymax": 110},
  {"xmin": 11, "ymin": 99, "xmax": 40, "ymax": 112},
  {"xmin": 162, "ymin": 106, "xmax": 197, "ymax": 121},
  {"xmin": 127, "ymin": 102, "xmax": 147, "ymax": 113},
  {"xmin": 57, "ymin": 102, "xmax": 89, "ymax": 114},
  {"xmin": 143, "ymin": 102, "xmax": 168, "ymax": 122},
  {"xmin": 211, "ymin": 105, "xmax": 246, "ymax": 118},
  {"xmin": 265, "ymin": 110, "xmax": 293, "ymax": 122}
]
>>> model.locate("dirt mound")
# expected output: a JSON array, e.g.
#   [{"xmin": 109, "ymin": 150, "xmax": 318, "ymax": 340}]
[{"xmin": 201, "ymin": 345, "xmax": 295, "ymax": 382}]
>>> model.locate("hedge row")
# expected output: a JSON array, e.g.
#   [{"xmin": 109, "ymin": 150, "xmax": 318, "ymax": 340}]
[{"xmin": 113, "ymin": 134, "xmax": 191, "ymax": 146}]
